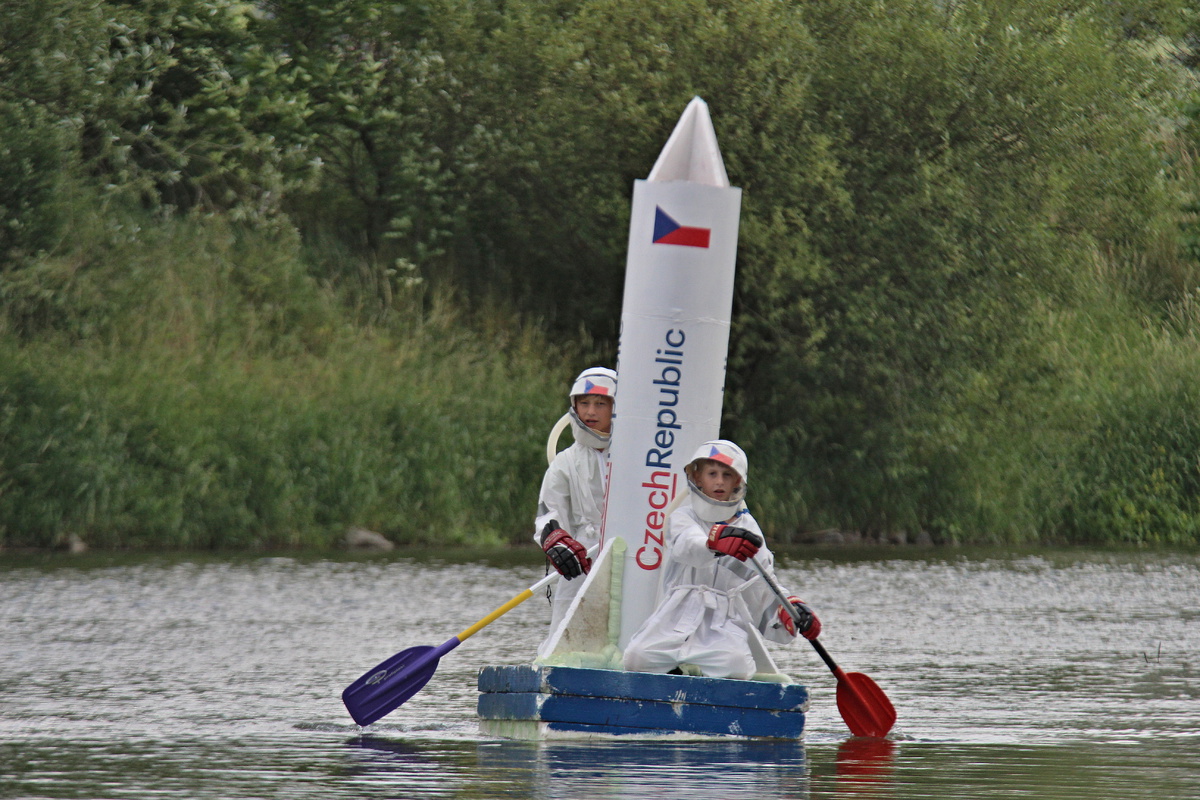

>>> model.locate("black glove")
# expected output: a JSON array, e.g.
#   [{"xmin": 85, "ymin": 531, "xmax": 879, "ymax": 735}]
[
  {"xmin": 540, "ymin": 520, "xmax": 591, "ymax": 579},
  {"xmin": 778, "ymin": 596, "xmax": 822, "ymax": 640},
  {"xmin": 706, "ymin": 523, "xmax": 763, "ymax": 561}
]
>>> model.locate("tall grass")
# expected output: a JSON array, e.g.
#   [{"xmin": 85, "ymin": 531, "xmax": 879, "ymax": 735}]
[
  {"xmin": 4, "ymin": 209, "xmax": 1200, "ymax": 550},
  {"xmin": 745, "ymin": 236, "xmax": 1200, "ymax": 548},
  {"xmin": 0, "ymin": 215, "xmax": 573, "ymax": 551},
  {"xmin": 904, "ymin": 252, "xmax": 1200, "ymax": 546}
]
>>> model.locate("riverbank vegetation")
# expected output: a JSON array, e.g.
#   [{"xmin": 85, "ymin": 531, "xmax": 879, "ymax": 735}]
[{"xmin": 4, "ymin": 0, "xmax": 1200, "ymax": 550}]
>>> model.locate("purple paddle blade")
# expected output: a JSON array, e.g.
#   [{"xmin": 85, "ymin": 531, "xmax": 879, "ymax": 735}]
[{"xmin": 342, "ymin": 637, "xmax": 459, "ymax": 726}]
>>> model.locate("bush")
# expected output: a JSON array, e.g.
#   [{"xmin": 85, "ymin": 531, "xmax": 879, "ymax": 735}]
[
  {"xmin": 1058, "ymin": 353, "xmax": 1200, "ymax": 545},
  {"xmin": 0, "ymin": 215, "xmax": 571, "ymax": 551},
  {"xmin": 0, "ymin": 101, "xmax": 69, "ymax": 264}
]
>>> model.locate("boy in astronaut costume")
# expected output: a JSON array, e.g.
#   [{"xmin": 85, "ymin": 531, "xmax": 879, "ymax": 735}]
[
  {"xmin": 533, "ymin": 366, "xmax": 616, "ymax": 651},
  {"xmin": 623, "ymin": 440, "xmax": 821, "ymax": 680}
]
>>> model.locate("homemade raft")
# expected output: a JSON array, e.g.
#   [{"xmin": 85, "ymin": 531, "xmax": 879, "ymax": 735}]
[
  {"xmin": 476, "ymin": 539, "xmax": 809, "ymax": 740},
  {"xmin": 477, "ymin": 97, "xmax": 810, "ymax": 740},
  {"xmin": 345, "ymin": 96, "xmax": 893, "ymax": 740},
  {"xmin": 477, "ymin": 665, "xmax": 808, "ymax": 739}
]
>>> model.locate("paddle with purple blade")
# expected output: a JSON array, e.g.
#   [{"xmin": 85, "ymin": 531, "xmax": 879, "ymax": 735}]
[{"xmin": 342, "ymin": 545, "xmax": 599, "ymax": 726}]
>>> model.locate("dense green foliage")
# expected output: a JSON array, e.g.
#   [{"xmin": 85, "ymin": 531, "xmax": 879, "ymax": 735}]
[
  {"xmin": 3, "ymin": 0, "xmax": 1200, "ymax": 550},
  {"xmin": 0, "ymin": 217, "xmax": 565, "ymax": 549}
]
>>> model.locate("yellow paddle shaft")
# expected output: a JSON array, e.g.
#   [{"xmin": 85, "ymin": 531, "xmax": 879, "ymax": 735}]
[
  {"xmin": 452, "ymin": 544, "xmax": 599, "ymax": 644},
  {"xmin": 456, "ymin": 588, "xmax": 534, "ymax": 642}
]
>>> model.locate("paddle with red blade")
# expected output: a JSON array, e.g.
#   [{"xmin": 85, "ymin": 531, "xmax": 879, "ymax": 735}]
[
  {"xmin": 750, "ymin": 555, "xmax": 896, "ymax": 737},
  {"xmin": 342, "ymin": 546, "xmax": 598, "ymax": 726}
]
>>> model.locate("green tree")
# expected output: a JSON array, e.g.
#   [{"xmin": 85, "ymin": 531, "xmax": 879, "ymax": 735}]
[
  {"xmin": 0, "ymin": 0, "xmax": 314, "ymax": 238},
  {"xmin": 727, "ymin": 0, "xmax": 1183, "ymax": 537},
  {"xmin": 259, "ymin": 1, "xmax": 504, "ymax": 307},
  {"xmin": 452, "ymin": 0, "xmax": 839, "ymax": 336}
]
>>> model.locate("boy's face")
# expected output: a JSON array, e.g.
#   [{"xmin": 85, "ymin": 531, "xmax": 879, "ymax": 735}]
[
  {"xmin": 574, "ymin": 394, "xmax": 614, "ymax": 433},
  {"xmin": 693, "ymin": 460, "xmax": 742, "ymax": 501}
]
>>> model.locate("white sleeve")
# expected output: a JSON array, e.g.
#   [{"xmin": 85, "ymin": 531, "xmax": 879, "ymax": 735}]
[
  {"xmin": 534, "ymin": 455, "xmax": 572, "ymax": 543},
  {"xmin": 665, "ymin": 508, "xmax": 716, "ymax": 568}
]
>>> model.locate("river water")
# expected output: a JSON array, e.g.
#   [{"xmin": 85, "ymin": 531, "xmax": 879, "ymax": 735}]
[{"xmin": 1, "ymin": 547, "xmax": 1196, "ymax": 799}]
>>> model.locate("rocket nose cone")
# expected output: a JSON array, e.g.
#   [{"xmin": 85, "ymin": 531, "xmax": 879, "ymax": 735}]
[{"xmin": 647, "ymin": 97, "xmax": 730, "ymax": 187}]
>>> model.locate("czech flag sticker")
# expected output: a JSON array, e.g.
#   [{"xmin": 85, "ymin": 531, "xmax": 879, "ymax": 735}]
[
  {"xmin": 652, "ymin": 207, "xmax": 711, "ymax": 248},
  {"xmin": 708, "ymin": 446, "xmax": 734, "ymax": 465}
]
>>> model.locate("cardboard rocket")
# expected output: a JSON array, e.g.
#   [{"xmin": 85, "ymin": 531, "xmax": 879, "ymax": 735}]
[{"xmin": 601, "ymin": 97, "xmax": 743, "ymax": 648}]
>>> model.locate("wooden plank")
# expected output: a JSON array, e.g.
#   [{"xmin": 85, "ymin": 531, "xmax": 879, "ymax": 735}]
[
  {"xmin": 478, "ymin": 665, "xmax": 808, "ymax": 712},
  {"xmin": 477, "ymin": 690, "xmax": 806, "ymax": 739}
]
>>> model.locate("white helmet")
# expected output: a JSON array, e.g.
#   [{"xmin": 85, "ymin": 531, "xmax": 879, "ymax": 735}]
[
  {"xmin": 685, "ymin": 439, "xmax": 749, "ymax": 523},
  {"xmin": 569, "ymin": 367, "xmax": 617, "ymax": 402},
  {"xmin": 567, "ymin": 367, "xmax": 616, "ymax": 451}
]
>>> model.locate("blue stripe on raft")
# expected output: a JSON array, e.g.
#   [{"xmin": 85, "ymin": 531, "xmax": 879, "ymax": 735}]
[
  {"xmin": 478, "ymin": 665, "xmax": 808, "ymax": 712},
  {"xmin": 477, "ymin": 691, "xmax": 805, "ymax": 739}
]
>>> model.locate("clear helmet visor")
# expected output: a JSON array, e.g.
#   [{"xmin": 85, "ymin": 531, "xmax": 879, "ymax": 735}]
[
  {"xmin": 567, "ymin": 367, "xmax": 616, "ymax": 451},
  {"xmin": 685, "ymin": 440, "xmax": 748, "ymax": 523},
  {"xmin": 568, "ymin": 405, "xmax": 611, "ymax": 451}
]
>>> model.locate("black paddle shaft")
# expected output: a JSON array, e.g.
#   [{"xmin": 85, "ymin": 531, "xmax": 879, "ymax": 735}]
[
  {"xmin": 808, "ymin": 637, "xmax": 840, "ymax": 673},
  {"xmin": 750, "ymin": 555, "xmax": 861, "ymax": 678}
]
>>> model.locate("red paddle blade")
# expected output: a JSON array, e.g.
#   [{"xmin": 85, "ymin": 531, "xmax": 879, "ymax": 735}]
[
  {"xmin": 835, "ymin": 671, "xmax": 897, "ymax": 738},
  {"xmin": 342, "ymin": 645, "xmax": 441, "ymax": 726}
]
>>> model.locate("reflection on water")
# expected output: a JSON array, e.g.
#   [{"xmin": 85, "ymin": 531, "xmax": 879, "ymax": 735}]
[
  {"xmin": 346, "ymin": 736, "xmax": 810, "ymax": 800},
  {"xmin": 834, "ymin": 737, "xmax": 896, "ymax": 797},
  {"xmin": 339, "ymin": 735, "xmax": 1200, "ymax": 800},
  {"xmin": 1, "ymin": 549, "xmax": 1198, "ymax": 799},
  {"xmin": 3, "ymin": 733, "xmax": 1199, "ymax": 800},
  {"xmin": 483, "ymin": 739, "xmax": 809, "ymax": 800}
]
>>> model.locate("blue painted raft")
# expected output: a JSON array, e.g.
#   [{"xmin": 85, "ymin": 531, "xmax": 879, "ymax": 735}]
[{"xmin": 477, "ymin": 665, "xmax": 808, "ymax": 739}]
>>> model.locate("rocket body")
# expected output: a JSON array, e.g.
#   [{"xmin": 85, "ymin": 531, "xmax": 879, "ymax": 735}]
[{"xmin": 602, "ymin": 98, "xmax": 742, "ymax": 648}]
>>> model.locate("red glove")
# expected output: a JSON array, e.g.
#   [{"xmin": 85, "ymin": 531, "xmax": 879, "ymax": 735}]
[
  {"xmin": 778, "ymin": 596, "xmax": 821, "ymax": 640},
  {"xmin": 705, "ymin": 523, "xmax": 763, "ymax": 561},
  {"xmin": 540, "ymin": 520, "xmax": 591, "ymax": 579}
]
